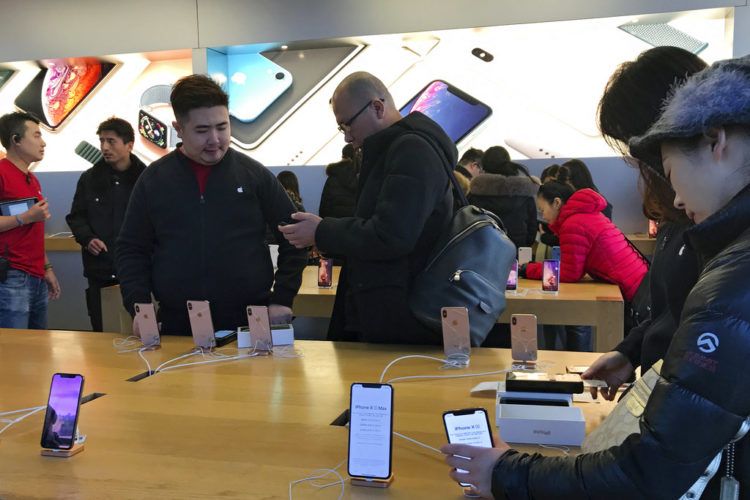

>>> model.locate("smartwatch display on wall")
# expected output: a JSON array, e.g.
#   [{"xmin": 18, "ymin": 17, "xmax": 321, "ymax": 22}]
[{"xmin": 138, "ymin": 85, "xmax": 179, "ymax": 149}]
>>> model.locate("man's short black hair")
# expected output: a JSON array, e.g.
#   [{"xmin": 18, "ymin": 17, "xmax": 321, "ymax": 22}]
[
  {"xmin": 170, "ymin": 74, "xmax": 229, "ymax": 123},
  {"xmin": 458, "ymin": 148, "xmax": 483, "ymax": 166},
  {"xmin": 0, "ymin": 111, "xmax": 40, "ymax": 150},
  {"xmin": 96, "ymin": 117, "xmax": 135, "ymax": 144}
]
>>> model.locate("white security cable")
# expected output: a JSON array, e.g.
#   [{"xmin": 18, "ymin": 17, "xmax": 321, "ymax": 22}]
[
  {"xmin": 379, "ymin": 355, "xmax": 460, "ymax": 383},
  {"xmin": 153, "ymin": 349, "xmax": 202, "ymax": 373},
  {"xmin": 394, "ymin": 431, "xmax": 442, "ymax": 454},
  {"xmin": 386, "ymin": 369, "xmax": 511, "ymax": 385},
  {"xmin": 538, "ymin": 444, "xmax": 570, "ymax": 455},
  {"xmin": 0, "ymin": 406, "xmax": 46, "ymax": 436},
  {"xmin": 137, "ymin": 346, "xmax": 154, "ymax": 375},
  {"xmin": 156, "ymin": 351, "xmax": 261, "ymax": 374},
  {"xmin": 288, "ymin": 459, "xmax": 347, "ymax": 500}
]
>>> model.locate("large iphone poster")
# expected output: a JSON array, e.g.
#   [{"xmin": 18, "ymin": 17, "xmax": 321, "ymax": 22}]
[{"xmin": 0, "ymin": 9, "xmax": 731, "ymax": 171}]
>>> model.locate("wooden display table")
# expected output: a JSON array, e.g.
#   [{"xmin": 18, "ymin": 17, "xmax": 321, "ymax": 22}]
[{"xmin": 0, "ymin": 329, "xmax": 613, "ymax": 499}]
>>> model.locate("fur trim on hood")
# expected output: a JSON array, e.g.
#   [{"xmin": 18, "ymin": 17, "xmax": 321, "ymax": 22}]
[{"xmin": 469, "ymin": 173, "xmax": 539, "ymax": 198}]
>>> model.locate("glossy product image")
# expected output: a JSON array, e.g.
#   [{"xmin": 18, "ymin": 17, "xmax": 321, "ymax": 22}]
[
  {"xmin": 317, "ymin": 257, "xmax": 333, "ymax": 288},
  {"xmin": 441, "ymin": 306, "xmax": 471, "ymax": 358},
  {"xmin": 15, "ymin": 59, "xmax": 115, "ymax": 130},
  {"xmin": 226, "ymin": 53, "xmax": 293, "ymax": 123},
  {"xmin": 187, "ymin": 300, "xmax": 216, "ymax": 349},
  {"xmin": 246, "ymin": 305, "xmax": 273, "ymax": 350},
  {"xmin": 348, "ymin": 383, "xmax": 393, "ymax": 480},
  {"xmin": 511, "ymin": 314, "xmax": 538, "ymax": 362},
  {"xmin": 399, "ymin": 80, "xmax": 492, "ymax": 143},
  {"xmin": 506, "ymin": 259, "xmax": 518, "ymax": 291},
  {"xmin": 133, "ymin": 303, "xmax": 160, "ymax": 347},
  {"xmin": 40, "ymin": 373, "xmax": 84, "ymax": 450},
  {"xmin": 443, "ymin": 408, "xmax": 494, "ymax": 487},
  {"xmin": 542, "ymin": 259, "xmax": 560, "ymax": 293}
]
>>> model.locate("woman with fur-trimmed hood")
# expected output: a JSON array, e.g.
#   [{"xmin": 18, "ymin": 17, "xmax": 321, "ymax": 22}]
[{"xmin": 467, "ymin": 155, "xmax": 539, "ymax": 248}]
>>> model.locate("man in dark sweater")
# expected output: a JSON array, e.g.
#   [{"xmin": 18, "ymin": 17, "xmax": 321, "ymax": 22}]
[
  {"xmin": 116, "ymin": 75, "xmax": 307, "ymax": 335},
  {"xmin": 66, "ymin": 118, "xmax": 147, "ymax": 331},
  {"xmin": 279, "ymin": 72, "xmax": 454, "ymax": 344}
]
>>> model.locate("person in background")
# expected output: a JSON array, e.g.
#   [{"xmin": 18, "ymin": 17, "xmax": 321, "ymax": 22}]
[
  {"xmin": 276, "ymin": 170, "xmax": 305, "ymax": 212},
  {"xmin": 539, "ymin": 163, "xmax": 560, "ymax": 184},
  {"xmin": 116, "ymin": 75, "xmax": 307, "ymax": 334},
  {"xmin": 66, "ymin": 117, "xmax": 147, "ymax": 332},
  {"xmin": 443, "ymin": 53, "xmax": 750, "ymax": 500},
  {"xmin": 582, "ymin": 46, "xmax": 706, "ymax": 389},
  {"xmin": 279, "ymin": 71, "xmax": 454, "ymax": 345},
  {"xmin": 522, "ymin": 167, "xmax": 648, "ymax": 321},
  {"xmin": 0, "ymin": 112, "xmax": 60, "ymax": 329},
  {"xmin": 562, "ymin": 158, "xmax": 613, "ymax": 219},
  {"xmin": 455, "ymin": 147, "xmax": 483, "ymax": 180},
  {"xmin": 319, "ymin": 144, "xmax": 358, "ymax": 218},
  {"xmin": 467, "ymin": 159, "xmax": 538, "ymax": 248}
]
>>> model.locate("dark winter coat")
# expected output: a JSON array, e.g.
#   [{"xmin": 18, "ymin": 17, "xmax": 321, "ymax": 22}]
[
  {"xmin": 318, "ymin": 159, "xmax": 358, "ymax": 218},
  {"xmin": 316, "ymin": 112, "xmax": 454, "ymax": 344},
  {"xmin": 116, "ymin": 149, "xmax": 307, "ymax": 334},
  {"xmin": 492, "ymin": 184, "xmax": 750, "ymax": 499},
  {"xmin": 615, "ymin": 220, "xmax": 701, "ymax": 373},
  {"xmin": 467, "ymin": 173, "xmax": 538, "ymax": 248},
  {"xmin": 66, "ymin": 155, "xmax": 147, "ymax": 282}
]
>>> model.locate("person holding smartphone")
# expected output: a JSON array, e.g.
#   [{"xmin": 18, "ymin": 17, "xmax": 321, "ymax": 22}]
[
  {"xmin": 520, "ymin": 166, "xmax": 649, "ymax": 326},
  {"xmin": 582, "ymin": 46, "xmax": 707, "ymax": 394},
  {"xmin": 0, "ymin": 112, "xmax": 60, "ymax": 329},
  {"xmin": 116, "ymin": 75, "xmax": 307, "ymax": 334},
  {"xmin": 278, "ymin": 71, "xmax": 454, "ymax": 345},
  {"xmin": 443, "ymin": 55, "xmax": 750, "ymax": 500},
  {"xmin": 66, "ymin": 118, "xmax": 147, "ymax": 332}
]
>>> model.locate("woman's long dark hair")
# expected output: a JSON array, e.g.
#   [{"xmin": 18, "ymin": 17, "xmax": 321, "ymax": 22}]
[
  {"xmin": 538, "ymin": 166, "xmax": 576, "ymax": 204},
  {"xmin": 597, "ymin": 46, "xmax": 706, "ymax": 222}
]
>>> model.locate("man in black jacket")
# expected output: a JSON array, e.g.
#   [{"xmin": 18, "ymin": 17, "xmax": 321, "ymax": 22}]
[
  {"xmin": 279, "ymin": 71, "xmax": 454, "ymax": 344},
  {"xmin": 66, "ymin": 118, "xmax": 147, "ymax": 331},
  {"xmin": 318, "ymin": 144, "xmax": 358, "ymax": 219},
  {"xmin": 116, "ymin": 75, "xmax": 307, "ymax": 335}
]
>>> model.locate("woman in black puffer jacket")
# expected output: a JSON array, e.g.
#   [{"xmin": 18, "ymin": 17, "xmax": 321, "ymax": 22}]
[
  {"xmin": 468, "ymin": 156, "xmax": 538, "ymax": 248},
  {"xmin": 442, "ymin": 55, "xmax": 750, "ymax": 499}
]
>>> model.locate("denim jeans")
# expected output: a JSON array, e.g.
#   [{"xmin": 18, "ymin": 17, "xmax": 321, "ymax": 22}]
[{"xmin": 0, "ymin": 269, "xmax": 48, "ymax": 329}]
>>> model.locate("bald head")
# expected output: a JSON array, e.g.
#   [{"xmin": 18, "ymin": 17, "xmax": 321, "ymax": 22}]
[
  {"xmin": 331, "ymin": 72, "xmax": 401, "ymax": 148},
  {"xmin": 333, "ymin": 72, "xmax": 393, "ymax": 107}
]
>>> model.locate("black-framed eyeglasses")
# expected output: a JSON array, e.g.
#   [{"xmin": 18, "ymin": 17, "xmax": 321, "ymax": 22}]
[{"xmin": 337, "ymin": 98, "xmax": 384, "ymax": 134}]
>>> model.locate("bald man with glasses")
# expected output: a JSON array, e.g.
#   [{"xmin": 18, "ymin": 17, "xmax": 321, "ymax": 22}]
[{"xmin": 279, "ymin": 71, "xmax": 456, "ymax": 345}]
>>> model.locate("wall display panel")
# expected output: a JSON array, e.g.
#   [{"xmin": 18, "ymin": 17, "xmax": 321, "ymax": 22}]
[
  {"xmin": 204, "ymin": 8, "xmax": 732, "ymax": 166},
  {"xmin": 0, "ymin": 51, "xmax": 191, "ymax": 172}
]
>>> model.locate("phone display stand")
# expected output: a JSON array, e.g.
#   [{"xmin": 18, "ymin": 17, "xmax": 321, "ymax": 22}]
[
  {"xmin": 510, "ymin": 360, "xmax": 537, "ymax": 371},
  {"xmin": 40, "ymin": 427, "xmax": 85, "ymax": 458},
  {"xmin": 40, "ymin": 443, "xmax": 84, "ymax": 458},
  {"xmin": 350, "ymin": 475, "xmax": 394, "ymax": 488}
]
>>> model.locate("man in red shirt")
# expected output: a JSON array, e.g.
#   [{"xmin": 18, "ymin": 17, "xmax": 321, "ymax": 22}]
[{"xmin": 0, "ymin": 112, "xmax": 61, "ymax": 329}]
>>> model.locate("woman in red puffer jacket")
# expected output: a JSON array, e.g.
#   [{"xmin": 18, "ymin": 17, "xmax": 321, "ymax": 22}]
[{"xmin": 522, "ymin": 167, "xmax": 648, "ymax": 302}]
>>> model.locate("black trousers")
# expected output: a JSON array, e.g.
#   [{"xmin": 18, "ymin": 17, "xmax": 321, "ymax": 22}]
[{"xmin": 85, "ymin": 278, "xmax": 117, "ymax": 332}]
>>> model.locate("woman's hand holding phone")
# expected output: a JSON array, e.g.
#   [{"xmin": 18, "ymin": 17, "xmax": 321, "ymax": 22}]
[
  {"xmin": 441, "ymin": 437, "xmax": 511, "ymax": 498},
  {"xmin": 581, "ymin": 351, "xmax": 634, "ymax": 400}
]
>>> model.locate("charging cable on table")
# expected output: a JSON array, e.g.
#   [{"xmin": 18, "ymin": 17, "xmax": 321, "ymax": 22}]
[
  {"xmin": 0, "ymin": 405, "xmax": 46, "ymax": 436},
  {"xmin": 289, "ymin": 459, "xmax": 347, "ymax": 500}
]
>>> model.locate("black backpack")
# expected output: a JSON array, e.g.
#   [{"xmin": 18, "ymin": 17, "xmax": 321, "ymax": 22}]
[{"xmin": 406, "ymin": 133, "xmax": 516, "ymax": 346}]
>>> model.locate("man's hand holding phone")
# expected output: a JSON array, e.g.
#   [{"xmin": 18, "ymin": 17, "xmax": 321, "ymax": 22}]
[
  {"xmin": 277, "ymin": 212, "xmax": 321, "ymax": 249},
  {"xmin": 24, "ymin": 199, "xmax": 50, "ymax": 223},
  {"xmin": 581, "ymin": 351, "xmax": 634, "ymax": 400},
  {"xmin": 86, "ymin": 238, "xmax": 108, "ymax": 256}
]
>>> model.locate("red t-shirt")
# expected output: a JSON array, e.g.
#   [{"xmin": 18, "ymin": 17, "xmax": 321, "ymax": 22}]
[
  {"xmin": 178, "ymin": 149, "xmax": 212, "ymax": 195},
  {"xmin": 0, "ymin": 159, "xmax": 45, "ymax": 278}
]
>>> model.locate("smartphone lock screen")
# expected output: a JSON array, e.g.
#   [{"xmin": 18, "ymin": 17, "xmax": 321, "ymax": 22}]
[
  {"xmin": 15, "ymin": 59, "xmax": 114, "ymax": 130},
  {"xmin": 40, "ymin": 373, "xmax": 84, "ymax": 450},
  {"xmin": 348, "ymin": 383, "xmax": 393, "ymax": 480},
  {"xmin": 400, "ymin": 80, "xmax": 492, "ymax": 143}
]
